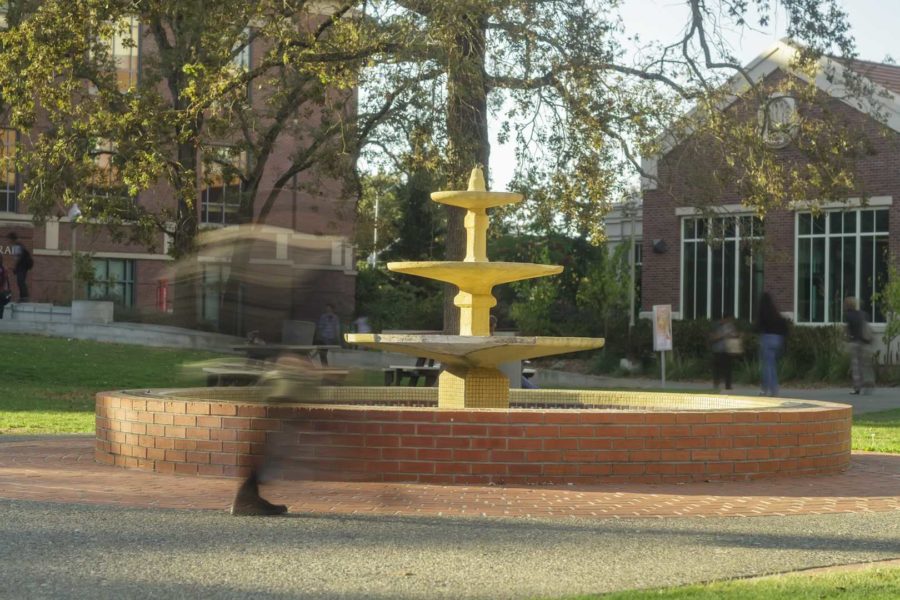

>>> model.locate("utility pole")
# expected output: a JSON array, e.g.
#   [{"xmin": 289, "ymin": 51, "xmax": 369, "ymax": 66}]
[{"xmin": 371, "ymin": 190, "xmax": 379, "ymax": 268}]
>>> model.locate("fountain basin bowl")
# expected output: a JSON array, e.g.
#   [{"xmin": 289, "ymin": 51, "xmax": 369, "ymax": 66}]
[
  {"xmin": 95, "ymin": 387, "xmax": 851, "ymax": 484},
  {"xmin": 344, "ymin": 334, "xmax": 605, "ymax": 368}
]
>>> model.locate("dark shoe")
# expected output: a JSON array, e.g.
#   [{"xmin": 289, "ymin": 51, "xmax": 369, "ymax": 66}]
[
  {"xmin": 230, "ymin": 472, "xmax": 287, "ymax": 516},
  {"xmin": 230, "ymin": 496, "xmax": 288, "ymax": 516}
]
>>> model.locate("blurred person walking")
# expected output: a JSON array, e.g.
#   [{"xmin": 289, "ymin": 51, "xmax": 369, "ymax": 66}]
[
  {"xmin": 230, "ymin": 354, "xmax": 317, "ymax": 516},
  {"xmin": 757, "ymin": 292, "xmax": 789, "ymax": 397},
  {"xmin": 844, "ymin": 297, "xmax": 875, "ymax": 395},
  {"xmin": 710, "ymin": 313, "xmax": 740, "ymax": 391}
]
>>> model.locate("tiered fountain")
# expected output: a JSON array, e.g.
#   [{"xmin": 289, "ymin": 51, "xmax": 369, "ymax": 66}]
[
  {"xmin": 346, "ymin": 167, "xmax": 604, "ymax": 408},
  {"xmin": 94, "ymin": 169, "xmax": 852, "ymax": 485}
]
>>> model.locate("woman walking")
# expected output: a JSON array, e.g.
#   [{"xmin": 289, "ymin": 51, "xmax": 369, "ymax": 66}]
[{"xmin": 757, "ymin": 292, "xmax": 789, "ymax": 397}]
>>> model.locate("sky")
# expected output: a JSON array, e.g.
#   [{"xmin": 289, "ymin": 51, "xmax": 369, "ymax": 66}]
[{"xmin": 489, "ymin": 0, "xmax": 899, "ymax": 190}]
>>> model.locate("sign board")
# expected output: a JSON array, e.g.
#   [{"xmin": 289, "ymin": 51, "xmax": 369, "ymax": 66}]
[{"xmin": 652, "ymin": 304, "xmax": 673, "ymax": 352}]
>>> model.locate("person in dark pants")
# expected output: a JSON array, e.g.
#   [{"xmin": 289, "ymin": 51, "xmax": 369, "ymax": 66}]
[
  {"xmin": 314, "ymin": 303, "xmax": 341, "ymax": 366},
  {"xmin": 230, "ymin": 355, "xmax": 317, "ymax": 516},
  {"xmin": 7, "ymin": 232, "xmax": 32, "ymax": 302},
  {"xmin": 844, "ymin": 297, "xmax": 875, "ymax": 395},
  {"xmin": 757, "ymin": 292, "xmax": 789, "ymax": 397}
]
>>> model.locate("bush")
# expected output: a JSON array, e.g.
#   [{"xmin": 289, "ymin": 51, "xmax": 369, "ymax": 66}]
[{"xmin": 354, "ymin": 267, "xmax": 443, "ymax": 332}]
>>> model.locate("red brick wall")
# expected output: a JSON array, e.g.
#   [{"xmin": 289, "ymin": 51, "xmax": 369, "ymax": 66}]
[
  {"xmin": 96, "ymin": 392, "xmax": 852, "ymax": 484},
  {"xmin": 642, "ymin": 69, "xmax": 900, "ymax": 316}
]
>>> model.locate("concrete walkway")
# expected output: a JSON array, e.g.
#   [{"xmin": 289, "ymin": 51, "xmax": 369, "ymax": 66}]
[{"xmin": 0, "ymin": 435, "xmax": 898, "ymax": 599}]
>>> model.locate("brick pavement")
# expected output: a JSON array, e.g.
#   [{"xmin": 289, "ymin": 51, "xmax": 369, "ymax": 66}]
[{"xmin": 1, "ymin": 435, "xmax": 898, "ymax": 518}]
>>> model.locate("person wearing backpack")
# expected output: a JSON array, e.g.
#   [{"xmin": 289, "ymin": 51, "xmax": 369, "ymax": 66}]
[
  {"xmin": 844, "ymin": 297, "xmax": 875, "ymax": 395},
  {"xmin": 6, "ymin": 232, "xmax": 32, "ymax": 302}
]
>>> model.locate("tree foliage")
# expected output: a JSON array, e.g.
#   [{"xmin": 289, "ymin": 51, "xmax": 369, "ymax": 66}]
[{"xmin": 0, "ymin": 0, "xmax": 384, "ymax": 258}]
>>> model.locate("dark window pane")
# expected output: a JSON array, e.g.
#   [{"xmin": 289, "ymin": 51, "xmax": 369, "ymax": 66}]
[
  {"xmin": 723, "ymin": 240, "xmax": 736, "ymax": 318},
  {"xmin": 811, "ymin": 237, "xmax": 826, "ymax": 322},
  {"xmin": 798, "ymin": 238, "xmax": 811, "ymax": 321},
  {"xmin": 829, "ymin": 211, "xmax": 842, "ymax": 234},
  {"xmin": 696, "ymin": 241, "xmax": 708, "ymax": 317},
  {"xmin": 799, "ymin": 213, "xmax": 810, "ymax": 235},
  {"xmin": 872, "ymin": 237, "xmax": 889, "ymax": 322},
  {"xmin": 875, "ymin": 209, "xmax": 888, "ymax": 233},
  {"xmin": 861, "ymin": 210, "xmax": 874, "ymax": 232},
  {"xmin": 711, "ymin": 244, "xmax": 723, "ymax": 319},
  {"xmin": 860, "ymin": 236, "xmax": 874, "ymax": 320},
  {"xmin": 684, "ymin": 218, "xmax": 695, "ymax": 239},
  {"xmin": 683, "ymin": 242, "xmax": 696, "ymax": 319},
  {"xmin": 844, "ymin": 211, "xmax": 856, "ymax": 234},
  {"xmin": 828, "ymin": 237, "xmax": 842, "ymax": 323},
  {"xmin": 812, "ymin": 214, "xmax": 826, "ymax": 235}
]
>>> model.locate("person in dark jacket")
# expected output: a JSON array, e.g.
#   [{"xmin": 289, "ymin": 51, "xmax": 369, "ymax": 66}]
[
  {"xmin": 757, "ymin": 292, "xmax": 788, "ymax": 397},
  {"xmin": 844, "ymin": 297, "xmax": 875, "ymax": 395},
  {"xmin": 6, "ymin": 232, "xmax": 31, "ymax": 302}
]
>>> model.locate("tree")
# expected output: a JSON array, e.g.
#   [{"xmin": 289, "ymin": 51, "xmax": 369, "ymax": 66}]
[
  {"xmin": 0, "ymin": 0, "xmax": 395, "ymax": 327},
  {"xmin": 354, "ymin": 0, "xmax": 873, "ymax": 330}
]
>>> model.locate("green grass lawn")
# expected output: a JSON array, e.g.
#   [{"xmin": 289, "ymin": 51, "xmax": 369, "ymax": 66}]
[
  {"xmin": 851, "ymin": 409, "xmax": 900, "ymax": 453},
  {"xmin": 2, "ymin": 332, "xmax": 899, "ymax": 452},
  {"xmin": 566, "ymin": 566, "xmax": 900, "ymax": 599},
  {"xmin": 0, "ymin": 333, "xmax": 221, "ymax": 433}
]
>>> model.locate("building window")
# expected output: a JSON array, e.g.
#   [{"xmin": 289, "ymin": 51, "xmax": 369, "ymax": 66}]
[
  {"xmin": 89, "ymin": 258, "xmax": 135, "ymax": 306},
  {"xmin": 200, "ymin": 147, "xmax": 247, "ymax": 225},
  {"xmin": 201, "ymin": 263, "xmax": 230, "ymax": 326},
  {"xmin": 109, "ymin": 16, "xmax": 140, "ymax": 91},
  {"xmin": 0, "ymin": 128, "xmax": 17, "ymax": 213},
  {"xmin": 682, "ymin": 215, "xmax": 764, "ymax": 320},
  {"xmin": 633, "ymin": 241, "xmax": 642, "ymax": 321},
  {"xmin": 796, "ymin": 209, "xmax": 888, "ymax": 324}
]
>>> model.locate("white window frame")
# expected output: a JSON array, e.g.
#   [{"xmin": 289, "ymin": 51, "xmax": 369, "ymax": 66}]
[
  {"xmin": 680, "ymin": 214, "xmax": 763, "ymax": 320},
  {"xmin": 794, "ymin": 207, "xmax": 890, "ymax": 324}
]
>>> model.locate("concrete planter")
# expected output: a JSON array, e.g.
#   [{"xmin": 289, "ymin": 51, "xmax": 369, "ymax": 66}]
[{"xmin": 71, "ymin": 300, "xmax": 114, "ymax": 324}]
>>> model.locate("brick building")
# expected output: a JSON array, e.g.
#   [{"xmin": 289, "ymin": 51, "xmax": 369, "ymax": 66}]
[
  {"xmin": 639, "ymin": 40, "xmax": 900, "ymax": 354},
  {"xmin": 0, "ymin": 14, "xmax": 357, "ymax": 339}
]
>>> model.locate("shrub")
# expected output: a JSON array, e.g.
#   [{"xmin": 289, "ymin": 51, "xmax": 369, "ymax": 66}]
[{"xmin": 354, "ymin": 267, "xmax": 443, "ymax": 332}]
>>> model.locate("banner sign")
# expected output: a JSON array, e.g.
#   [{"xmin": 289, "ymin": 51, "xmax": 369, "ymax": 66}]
[{"xmin": 652, "ymin": 304, "xmax": 673, "ymax": 352}]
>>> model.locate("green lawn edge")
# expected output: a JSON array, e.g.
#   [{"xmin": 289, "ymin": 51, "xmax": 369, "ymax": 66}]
[{"xmin": 559, "ymin": 565, "xmax": 900, "ymax": 600}]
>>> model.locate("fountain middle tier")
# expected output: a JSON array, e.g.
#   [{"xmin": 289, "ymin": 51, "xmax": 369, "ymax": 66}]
[
  {"xmin": 344, "ymin": 333, "xmax": 605, "ymax": 370},
  {"xmin": 388, "ymin": 261, "xmax": 563, "ymax": 290}
]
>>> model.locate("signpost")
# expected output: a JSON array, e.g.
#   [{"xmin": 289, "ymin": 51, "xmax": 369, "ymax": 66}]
[{"xmin": 652, "ymin": 304, "xmax": 673, "ymax": 386}]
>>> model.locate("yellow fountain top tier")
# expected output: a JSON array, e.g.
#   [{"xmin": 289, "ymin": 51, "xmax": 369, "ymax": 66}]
[
  {"xmin": 386, "ymin": 166, "xmax": 565, "ymax": 335},
  {"xmin": 430, "ymin": 168, "xmax": 522, "ymax": 211}
]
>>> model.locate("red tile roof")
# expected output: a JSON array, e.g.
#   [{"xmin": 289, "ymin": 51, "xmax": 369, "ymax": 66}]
[{"xmin": 837, "ymin": 57, "xmax": 900, "ymax": 95}]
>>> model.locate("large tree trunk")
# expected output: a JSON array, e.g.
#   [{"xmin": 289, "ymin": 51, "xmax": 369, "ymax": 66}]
[{"xmin": 443, "ymin": 12, "xmax": 490, "ymax": 334}]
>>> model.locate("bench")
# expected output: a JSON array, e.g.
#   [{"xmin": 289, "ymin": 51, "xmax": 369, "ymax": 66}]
[
  {"xmin": 384, "ymin": 365, "xmax": 442, "ymax": 387},
  {"xmin": 203, "ymin": 366, "xmax": 263, "ymax": 387}
]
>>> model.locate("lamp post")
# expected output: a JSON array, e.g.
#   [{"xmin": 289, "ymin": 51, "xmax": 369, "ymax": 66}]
[{"xmin": 68, "ymin": 204, "xmax": 82, "ymax": 303}]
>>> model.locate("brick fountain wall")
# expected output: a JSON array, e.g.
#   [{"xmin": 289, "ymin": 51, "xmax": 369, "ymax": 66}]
[{"xmin": 95, "ymin": 391, "xmax": 851, "ymax": 484}]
